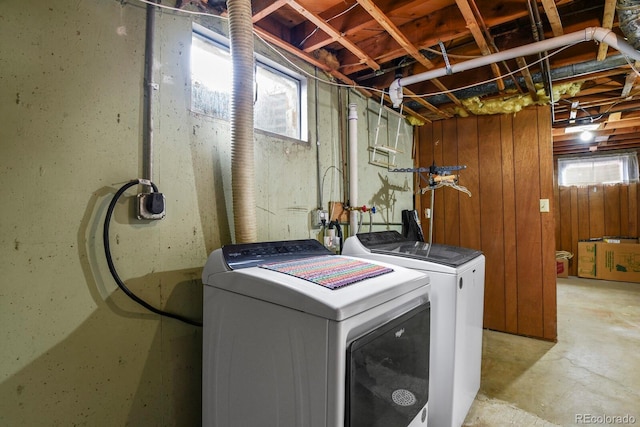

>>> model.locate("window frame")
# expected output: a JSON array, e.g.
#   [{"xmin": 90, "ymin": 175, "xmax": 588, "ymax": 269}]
[
  {"xmin": 557, "ymin": 151, "xmax": 639, "ymax": 187},
  {"xmin": 191, "ymin": 23, "xmax": 308, "ymax": 142}
]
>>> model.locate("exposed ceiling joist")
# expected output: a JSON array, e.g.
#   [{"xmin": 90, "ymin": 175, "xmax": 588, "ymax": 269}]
[
  {"xmin": 284, "ymin": 0, "xmax": 380, "ymax": 70},
  {"xmin": 355, "ymin": 0, "xmax": 463, "ymax": 107},
  {"xmin": 596, "ymin": 0, "xmax": 618, "ymax": 60},
  {"xmin": 454, "ymin": 0, "xmax": 506, "ymax": 91},
  {"xmin": 540, "ymin": 0, "xmax": 565, "ymax": 36},
  {"xmin": 202, "ymin": 0, "xmax": 640, "ymax": 156},
  {"xmin": 252, "ymin": 0, "xmax": 286, "ymax": 23}
]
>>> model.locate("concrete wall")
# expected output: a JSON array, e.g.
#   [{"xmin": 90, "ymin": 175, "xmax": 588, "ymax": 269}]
[{"xmin": 0, "ymin": 1, "xmax": 414, "ymax": 425}]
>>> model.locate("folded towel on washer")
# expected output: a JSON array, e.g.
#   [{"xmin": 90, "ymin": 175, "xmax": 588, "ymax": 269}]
[{"xmin": 259, "ymin": 255, "xmax": 393, "ymax": 289}]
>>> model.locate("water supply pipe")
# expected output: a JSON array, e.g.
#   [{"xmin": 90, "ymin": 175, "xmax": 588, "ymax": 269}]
[
  {"xmin": 389, "ymin": 27, "xmax": 640, "ymax": 107},
  {"xmin": 228, "ymin": 0, "xmax": 257, "ymax": 243},
  {"xmin": 348, "ymin": 103, "xmax": 359, "ymax": 235}
]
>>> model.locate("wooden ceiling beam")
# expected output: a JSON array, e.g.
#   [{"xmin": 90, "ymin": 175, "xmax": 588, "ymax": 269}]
[
  {"xmin": 340, "ymin": 1, "xmax": 530, "ymax": 76},
  {"xmin": 455, "ymin": 0, "xmax": 505, "ymax": 91},
  {"xmin": 355, "ymin": 0, "xmax": 436, "ymax": 70},
  {"xmin": 354, "ymin": 0, "xmax": 463, "ymax": 107},
  {"xmin": 621, "ymin": 62, "xmax": 640, "ymax": 98},
  {"xmin": 554, "ymin": 139, "xmax": 640, "ymax": 155},
  {"xmin": 252, "ymin": 0, "xmax": 287, "ymax": 23},
  {"xmin": 516, "ymin": 57, "xmax": 539, "ymax": 100},
  {"xmin": 540, "ymin": 0, "xmax": 565, "ymax": 37},
  {"xmin": 596, "ymin": 0, "xmax": 618, "ymax": 61},
  {"xmin": 283, "ymin": 0, "xmax": 380, "ymax": 71},
  {"xmin": 403, "ymin": 88, "xmax": 453, "ymax": 119}
]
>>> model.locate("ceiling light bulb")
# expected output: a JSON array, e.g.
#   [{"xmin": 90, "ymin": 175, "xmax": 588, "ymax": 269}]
[{"xmin": 580, "ymin": 130, "xmax": 593, "ymax": 141}]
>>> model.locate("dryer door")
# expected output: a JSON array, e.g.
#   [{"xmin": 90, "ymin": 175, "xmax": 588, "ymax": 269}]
[{"xmin": 346, "ymin": 302, "xmax": 430, "ymax": 427}]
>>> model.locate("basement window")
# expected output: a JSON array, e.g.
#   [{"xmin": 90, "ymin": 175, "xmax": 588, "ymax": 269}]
[
  {"xmin": 557, "ymin": 152, "xmax": 639, "ymax": 186},
  {"xmin": 190, "ymin": 26, "xmax": 308, "ymax": 141}
]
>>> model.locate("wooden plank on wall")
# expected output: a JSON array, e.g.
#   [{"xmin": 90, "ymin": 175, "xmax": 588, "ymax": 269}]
[
  {"xmin": 457, "ymin": 117, "xmax": 481, "ymax": 250},
  {"xmin": 442, "ymin": 119, "xmax": 460, "ymax": 246},
  {"xmin": 513, "ymin": 107, "xmax": 544, "ymax": 338},
  {"xmin": 589, "ymin": 185, "xmax": 605, "ymax": 238},
  {"xmin": 537, "ymin": 106, "xmax": 556, "ymax": 341},
  {"xmin": 553, "ymin": 160, "xmax": 560, "ymax": 250},
  {"xmin": 418, "ymin": 123, "xmax": 434, "ymax": 235},
  {"xmin": 478, "ymin": 114, "xmax": 506, "ymax": 331},
  {"xmin": 559, "ymin": 187, "xmax": 573, "ymax": 252},
  {"xmin": 432, "ymin": 121, "xmax": 445, "ymax": 243},
  {"xmin": 630, "ymin": 182, "xmax": 639, "ymax": 237},
  {"xmin": 577, "ymin": 187, "xmax": 591, "ymax": 239},
  {"xmin": 620, "ymin": 184, "xmax": 630, "ymax": 237},
  {"xmin": 604, "ymin": 185, "xmax": 621, "ymax": 237},
  {"xmin": 501, "ymin": 114, "xmax": 518, "ymax": 334},
  {"xmin": 570, "ymin": 186, "xmax": 579, "ymax": 275}
]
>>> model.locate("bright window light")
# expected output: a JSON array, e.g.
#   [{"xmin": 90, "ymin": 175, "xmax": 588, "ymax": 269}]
[
  {"xmin": 558, "ymin": 152, "xmax": 639, "ymax": 186},
  {"xmin": 190, "ymin": 27, "xmax": 308, "ymax": 141}
]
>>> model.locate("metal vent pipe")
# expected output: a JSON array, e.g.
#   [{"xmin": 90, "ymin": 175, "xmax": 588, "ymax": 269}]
[
  {"xmin": 618, "ymin": 0, "xmax": 640, "ymax": 49},
  {"xmin": 227, "ymin": 0, "xmax": 257, "ymax": 243}
]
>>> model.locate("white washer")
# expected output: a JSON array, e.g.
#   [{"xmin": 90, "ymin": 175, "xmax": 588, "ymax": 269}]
[
  {"xmin": 202, "ymin": 239, "xmax": 432, "ymax": 427},
  {"xmin": 343, "ymin": 231, "xmax": 485, "ymax": 427}
]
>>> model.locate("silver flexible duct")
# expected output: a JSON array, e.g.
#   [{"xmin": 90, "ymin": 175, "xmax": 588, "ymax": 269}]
[
  {"xmin": 618, "ymin": 0, "xmax": 640, "ymax": 49},
  {"xmin": 228, "ymin": 0, "xmax": 257, "ymax": 243}
]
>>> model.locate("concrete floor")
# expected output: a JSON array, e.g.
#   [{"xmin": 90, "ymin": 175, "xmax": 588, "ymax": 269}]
[{"xmin": 463, "ymin": 277, "xmax": 640, "ymax": 426}]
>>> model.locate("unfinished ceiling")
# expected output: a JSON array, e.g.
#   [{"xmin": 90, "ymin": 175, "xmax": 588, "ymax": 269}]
[{"xmin": 191, "ymin": 0, "xmax": 640, "ymax": 156}]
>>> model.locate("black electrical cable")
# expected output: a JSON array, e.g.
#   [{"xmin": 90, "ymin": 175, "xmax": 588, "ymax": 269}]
[
  {"xmin": 329, "ymin": 220, "xmax": 344, "ymax": 254},
  {"xmin": 103, "ymin": 179, "xmax": 202, "ymax": 327}
]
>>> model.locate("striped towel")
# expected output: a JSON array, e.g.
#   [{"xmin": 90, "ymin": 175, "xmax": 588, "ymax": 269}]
[{"xmin": 259, "ymin": 255, "xmax": 393, "ymax": 289}]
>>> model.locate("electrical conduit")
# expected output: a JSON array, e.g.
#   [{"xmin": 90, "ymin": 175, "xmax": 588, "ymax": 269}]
[{"xmin": 227, "ymin": 0, "xmax": 257, "ymax": 243}]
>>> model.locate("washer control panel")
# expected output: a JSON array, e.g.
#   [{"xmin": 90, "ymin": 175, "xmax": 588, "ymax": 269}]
[{"xmin": 222, "ymin": 239, "xmax": 332, "ymax": 270}]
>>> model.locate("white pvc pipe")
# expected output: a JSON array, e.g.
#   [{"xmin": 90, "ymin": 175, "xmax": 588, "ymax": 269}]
[
  {"xmin": 348, "ymin": 103, "xmax": 359, "ymax": 235},
  {"xmin": 389, "ymin": 27, "xmax": 640, "ymax": 107}
]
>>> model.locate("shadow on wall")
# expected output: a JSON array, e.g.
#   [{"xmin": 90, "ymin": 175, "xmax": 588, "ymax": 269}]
[
  {"xmin": 370, "ymin": 172, "xmax": 410, "ymax": 225},
  {"xmin": 0, "ymin": 186, "xmax": 203, "ymax": 425},
  {"xmin": 190, "ymin": 122, "xmax": 232, "ymax": 253},
  {"xmin": 0, "ymin": 276, "xmax": 203, "ymax": 426}
]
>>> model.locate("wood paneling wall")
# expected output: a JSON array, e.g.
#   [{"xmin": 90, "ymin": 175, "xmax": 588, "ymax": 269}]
[
  {"xmin": 416, "ymin": 106, "xmax": 557, "ymax": 340},
  {"xmin": 554, "ymin": 183, "xmax": 640, "ymax": 276}
]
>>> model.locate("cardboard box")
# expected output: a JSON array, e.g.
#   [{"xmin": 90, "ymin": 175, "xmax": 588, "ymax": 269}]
[
  {"xmin": 597, "ymin": 242, "xmax": 640, "ymax": 282},
  {"xmin": 577, "ymin": 241, "xmax": 597, "ymax": 279},
  {"xmin": 577, "ymin": 240, "xmax": 640, "ymax": 283},
  {"xmin": 556, "ymin": 258, "xmax": 569, "ymax": 277}
]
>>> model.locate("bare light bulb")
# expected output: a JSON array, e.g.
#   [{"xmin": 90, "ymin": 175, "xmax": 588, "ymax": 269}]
[{"xmin": 580, "ymin": 130, "xmax": 593, "ymax": 142}]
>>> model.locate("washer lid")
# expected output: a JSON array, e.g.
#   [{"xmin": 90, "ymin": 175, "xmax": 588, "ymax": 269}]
[
  {"xmin": 354, "ymin": 231, "xmax": 482, "ymax": 267},
  {"xmin": 203, "ymin": 255, "xmax": 429, "ymax": 321}
]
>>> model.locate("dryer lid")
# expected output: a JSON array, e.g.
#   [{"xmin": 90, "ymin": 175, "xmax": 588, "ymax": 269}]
[{"xmin": 355, "ymin": 231, "xmax": 482, "ymax": 267}]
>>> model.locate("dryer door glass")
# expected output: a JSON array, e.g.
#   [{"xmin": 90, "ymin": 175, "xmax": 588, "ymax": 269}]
[{"xmin": 346, "ymin": 302, "xmax": 430, "ymax": 427}]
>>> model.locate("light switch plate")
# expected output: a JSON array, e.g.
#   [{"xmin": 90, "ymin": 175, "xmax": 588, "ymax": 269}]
[{"xmin": 539, "ymin": 199, "xmax": 550, "ymax": 213}]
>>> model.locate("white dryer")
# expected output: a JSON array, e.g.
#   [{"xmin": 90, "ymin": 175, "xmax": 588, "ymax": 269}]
[
  {"xmin": 202, "ymin": 239, "xmax": 432, "ymax": 427},
  {"xmin": 343, "ymin": 231, "xmax": 485, "ymax": 427}
]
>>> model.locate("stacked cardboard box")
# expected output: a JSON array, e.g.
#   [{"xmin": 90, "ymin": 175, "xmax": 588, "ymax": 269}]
[{"xmin": 578, "ymin": 238, "xmax": 640, "ymax": 283}]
